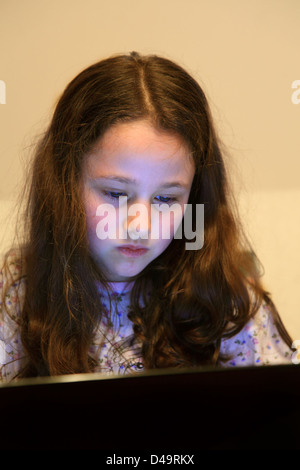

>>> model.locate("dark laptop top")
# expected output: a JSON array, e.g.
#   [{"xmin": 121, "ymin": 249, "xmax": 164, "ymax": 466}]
[{"xmin": 0, "ymin": 363, "xmax": 299, "ymax": 450}]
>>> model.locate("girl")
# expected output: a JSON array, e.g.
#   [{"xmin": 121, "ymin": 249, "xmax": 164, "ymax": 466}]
[{"xmin": 0, "ymin": 52, "xmax": 293, "ymax": 381}]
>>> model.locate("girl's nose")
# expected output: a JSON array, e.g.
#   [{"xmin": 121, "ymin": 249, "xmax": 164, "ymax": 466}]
[{"xmin": 125, "ymin": 201, "xmax": 151, "ymax": 241}]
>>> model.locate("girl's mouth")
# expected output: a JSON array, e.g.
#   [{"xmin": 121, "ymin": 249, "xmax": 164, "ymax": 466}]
[{"xmin": 117, "ymin": 245, "xmax": 149, "ymax": 258}]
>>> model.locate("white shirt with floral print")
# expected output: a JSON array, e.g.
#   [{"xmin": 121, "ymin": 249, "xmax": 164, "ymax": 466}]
[{"xmin": 0, "ymin": 252, "xmax": 293, "ymax": 382}]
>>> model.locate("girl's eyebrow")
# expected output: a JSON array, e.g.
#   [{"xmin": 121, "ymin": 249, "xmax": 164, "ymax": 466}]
[
  {"xmin": 94, "ymin": 175, "xmax": 189, "ymax": 189},
  {"xmin": 94, "ymin": 175, "xmax": 136, "ymax": 184}
]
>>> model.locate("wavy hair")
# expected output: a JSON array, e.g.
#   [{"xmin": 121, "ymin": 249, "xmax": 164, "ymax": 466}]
[{"xmin": 4, "ymin": 51, "xmax": 292, "ymax": 376}]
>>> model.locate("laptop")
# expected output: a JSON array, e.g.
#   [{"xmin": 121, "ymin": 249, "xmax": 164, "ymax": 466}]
[{"xmin": 0, "ymin": 363, "xmax": 299, "ymax": 451}]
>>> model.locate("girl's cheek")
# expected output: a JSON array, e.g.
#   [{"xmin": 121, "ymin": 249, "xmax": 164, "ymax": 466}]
[
  {"xmin": 83, "ymin": 189, "xmax": 104, "ymax": 233},
  {"xmin": 154, "ymin": 206, "xmax": 184, "ymax": 241},
  {"xmin": 84, "ymin": 201, "xmax": 100, "ymax": 239}
]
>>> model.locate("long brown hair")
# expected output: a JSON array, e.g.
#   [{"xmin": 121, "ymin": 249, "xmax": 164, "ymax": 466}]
[{"xmin": 4, "ymin": 52, "xmax": 292, "ymax": 376}]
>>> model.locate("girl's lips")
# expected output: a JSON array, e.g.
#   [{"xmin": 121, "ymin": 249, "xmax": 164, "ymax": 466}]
[{"xmin": 117, "ymin": 245, "xmax": 149, "ymax": 258}]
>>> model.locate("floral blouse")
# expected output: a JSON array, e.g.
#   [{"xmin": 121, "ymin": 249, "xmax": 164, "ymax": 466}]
[{"xmin": 0, "ymin": 252, "xmax": 293, "ymax": 382}]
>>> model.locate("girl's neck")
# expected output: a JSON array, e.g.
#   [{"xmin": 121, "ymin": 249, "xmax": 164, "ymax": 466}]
[{"xmin": 97, "ymin": 280, "xmax": 135, "ymax": 296}]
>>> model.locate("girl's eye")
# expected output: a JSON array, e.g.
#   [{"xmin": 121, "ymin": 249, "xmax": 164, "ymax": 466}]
[
  {"xmin": 104, "ymin": 191, "xmax": 127, "ymax": 200},
  {"xmin": 155, "ymin": 195, "xmax": 176, "ymax": 204}
]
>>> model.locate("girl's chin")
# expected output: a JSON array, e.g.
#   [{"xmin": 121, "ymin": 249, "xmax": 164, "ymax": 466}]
[{"xmin": 102, "ymin": 263, "xmax": 148, "ymax": 282}]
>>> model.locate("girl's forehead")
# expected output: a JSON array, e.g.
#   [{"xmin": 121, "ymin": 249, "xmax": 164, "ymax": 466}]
[{"xmin": 85, "ymin": 120, "xmax": 195, "ymax": 178}]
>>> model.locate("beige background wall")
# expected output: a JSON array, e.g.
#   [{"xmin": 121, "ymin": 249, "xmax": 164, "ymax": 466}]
[{"xmin": 0, "ymin": 0, "xmax": 299, "ymax": 339}]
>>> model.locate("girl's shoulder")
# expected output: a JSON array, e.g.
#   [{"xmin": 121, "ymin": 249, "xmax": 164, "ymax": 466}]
[
  {"xmin": 0, "ymin": 248, "xmax": 25, "ymax": 319},
  {"xmin": 220, "ymin": 299, "xmax": 293, "ymax": 367},
  {"xmin": 0, "ymin": 248, "xmax": 26, "ymax": 381},
  {"xmin": 0, "ymin": 247, "xmax": 24, "ymax": 279}
]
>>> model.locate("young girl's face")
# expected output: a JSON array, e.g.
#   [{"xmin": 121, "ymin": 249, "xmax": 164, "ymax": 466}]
[{"xmin": 82, "ymin": 120, "xmax": 195, "ymax": 282}]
